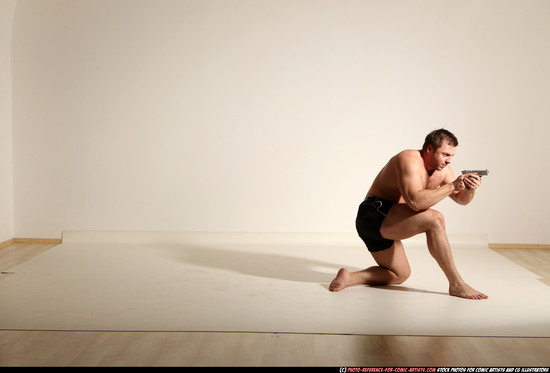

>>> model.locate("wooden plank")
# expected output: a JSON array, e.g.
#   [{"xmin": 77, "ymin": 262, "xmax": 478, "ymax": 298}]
[
  {"xmin": 0, "ymin": 238, "xmax": 15, "ymax": 249},
  {"xmin": 489, "ymin": 243, "xmax": 550, "ymax": 249},
  {"xmin": 13, "ymin": 238, "xmax": 62, "ymax": 244}
]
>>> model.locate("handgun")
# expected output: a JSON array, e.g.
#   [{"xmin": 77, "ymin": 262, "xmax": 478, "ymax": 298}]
[{"xmin": 461, "ymin": 169, "xmax": 489, "ymax": 176}]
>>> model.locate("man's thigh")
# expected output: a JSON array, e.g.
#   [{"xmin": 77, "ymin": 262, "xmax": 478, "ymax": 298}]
[{"xmin": 380, "ymin": 203, "xmax": 439, "ymax": 240}]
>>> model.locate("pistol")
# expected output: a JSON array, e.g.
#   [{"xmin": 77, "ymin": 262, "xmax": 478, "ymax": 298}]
[{"xmin": 461, "ymin": 169, "xmax": 489, "ymax": 176}]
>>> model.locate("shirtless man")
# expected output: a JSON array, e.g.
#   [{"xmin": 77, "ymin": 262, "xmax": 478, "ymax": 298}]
[{"xmin": 329, "ymin": 128, "xmax": 488, "ymax": 299}]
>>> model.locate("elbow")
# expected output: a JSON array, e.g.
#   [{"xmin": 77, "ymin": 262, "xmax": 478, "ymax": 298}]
[
  {"xmin": 402, "ymin": 190, "xmax": 429, "ymax": 211},
  {"xmin": 407, "ymin": 200, "xmax": 425, "ymax": 212}
]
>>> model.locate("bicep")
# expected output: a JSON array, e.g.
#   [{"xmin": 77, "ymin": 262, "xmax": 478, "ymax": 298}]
[{"xmin": 396, "ymin": 159, "xmax": 424, "ymax": 207}]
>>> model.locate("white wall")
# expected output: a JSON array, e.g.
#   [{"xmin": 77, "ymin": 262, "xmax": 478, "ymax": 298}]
[
  {"xmin": 0, "ymin": 0, "xmax": 18, "ymax": 243},
  {"xmin": 11, "ymin": 0, "xmax": 550, "ymax": 244}
]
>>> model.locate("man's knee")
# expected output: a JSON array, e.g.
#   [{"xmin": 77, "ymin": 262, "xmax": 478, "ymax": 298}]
[
  {"xmin": 426, "ymin": 209, "xmax": 445, "ymax": 231},
  {"xmin": 386, "ymin": 261, "xmax": 411, "ymax": 284},
  {"xmin": 394, "ymin": 266, "xmax": 411, "ymax": 284}
]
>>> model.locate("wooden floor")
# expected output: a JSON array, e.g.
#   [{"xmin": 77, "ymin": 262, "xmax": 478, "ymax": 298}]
[{"xmin": 1, "ymin": 242, "xmax": 550, "ymax": 367}]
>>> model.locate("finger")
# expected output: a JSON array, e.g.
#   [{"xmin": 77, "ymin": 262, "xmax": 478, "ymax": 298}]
[
  {"xmin": 465, "ymin": 176, "xmax": 477, "ymax": 184},
  {"xmin": 463, "ymin": 176, "xmax": 475, "ymax": 185},
  {"xmin": 466, "ymin": 175, "xmax": 481, "ymax": 185},
  {"xmin": 464, "ymin": 177, "xmax": 479, "ymax": 189}
]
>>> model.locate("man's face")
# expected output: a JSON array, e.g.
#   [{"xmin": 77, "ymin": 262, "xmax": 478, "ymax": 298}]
[{"xmin": 427, "ymin": 143, "xmax": 456, "ymax": 171}]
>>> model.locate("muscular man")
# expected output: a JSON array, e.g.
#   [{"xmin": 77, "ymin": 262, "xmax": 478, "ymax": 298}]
[{"xmin": 329, "ymin": 129, "xmax": 488, "ymax": 300}]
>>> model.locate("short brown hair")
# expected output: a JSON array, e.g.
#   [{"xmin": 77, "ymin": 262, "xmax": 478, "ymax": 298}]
[{"xmin": 421, "ymin": 128, "xmax": 458, "ymax": 152}]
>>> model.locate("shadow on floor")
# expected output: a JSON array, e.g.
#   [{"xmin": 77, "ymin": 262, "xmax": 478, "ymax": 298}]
[
  {"xmin": 165, "ymin": 243, "xmax": 362, "ymax": 285},
  {"xmin": 164, "ymin": 243, "xmax": 448, "ymax": 296}
]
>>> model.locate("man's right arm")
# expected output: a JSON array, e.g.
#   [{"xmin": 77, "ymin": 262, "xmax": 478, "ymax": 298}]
[{"xmin": 395, "ymin": 154, "xmax": 461, "ymax": 211}]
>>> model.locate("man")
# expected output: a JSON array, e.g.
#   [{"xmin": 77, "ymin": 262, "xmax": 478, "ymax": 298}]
[{"xmin": 329, "ymin": 129, "xmax": 488, "ymax": 300}]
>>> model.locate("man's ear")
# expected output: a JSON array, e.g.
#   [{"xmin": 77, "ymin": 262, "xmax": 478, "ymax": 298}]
[{"xmin": 426, "ymin": 144, "xmax": 434, "ymax": 154}]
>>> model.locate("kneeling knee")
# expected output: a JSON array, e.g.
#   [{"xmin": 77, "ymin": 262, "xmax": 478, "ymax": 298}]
[
  {"xmin": 393, "ymin": 269, "xmax": 411, "ymax": 284},
  {"xmin": 396, "ymin": 274, "xmax": 410, "ymax": 285}
]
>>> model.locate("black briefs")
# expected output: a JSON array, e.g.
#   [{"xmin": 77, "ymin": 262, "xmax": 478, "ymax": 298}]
[{"xmin": 355, "ymin": 196, "xmax": 396, "ymax": 252}]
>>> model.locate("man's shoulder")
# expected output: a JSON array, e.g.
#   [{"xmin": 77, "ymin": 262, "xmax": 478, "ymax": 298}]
[
  {"xmin": 393, "ymin": 149, "xmax": 422, "ymax": 163},
  {"xmin": 389, "ymin": 150, "xmax": 423, "ymax": 174}
]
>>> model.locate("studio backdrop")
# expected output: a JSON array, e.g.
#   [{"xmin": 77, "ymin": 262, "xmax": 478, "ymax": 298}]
[{"xmin": 8, "ymin": 0, "xmax": 550, "ymax": 244}]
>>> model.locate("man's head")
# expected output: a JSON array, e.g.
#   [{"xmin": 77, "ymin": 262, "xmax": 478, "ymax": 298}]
[
  {"xmin": 421, "ymin": 128, "xmax": 459, "ymax": 171},
  {"xmin": 421, "ymin": 128, "xmax": 458, "ymax": 152}
]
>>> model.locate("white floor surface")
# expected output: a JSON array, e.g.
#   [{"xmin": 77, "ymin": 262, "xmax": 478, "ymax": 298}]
[{"xmin": 1, "ymin": 231, "xmax": 549, "ymax": 337}]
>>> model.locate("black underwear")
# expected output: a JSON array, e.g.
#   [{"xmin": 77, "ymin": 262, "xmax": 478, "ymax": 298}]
[{"xmin": 355, "ymin": 196, "xmax": 396, "ymax": 252}]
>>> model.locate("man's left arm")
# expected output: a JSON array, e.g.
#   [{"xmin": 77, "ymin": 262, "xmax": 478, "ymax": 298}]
[{"xmin": 446, "ymin": 169, "xmax": 481, "ymax": 205}]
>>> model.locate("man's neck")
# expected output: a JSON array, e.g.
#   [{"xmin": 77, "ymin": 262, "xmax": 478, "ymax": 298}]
[{"xmin": 420, "ymin": 149, "xmax": 436, "ymax": 176}]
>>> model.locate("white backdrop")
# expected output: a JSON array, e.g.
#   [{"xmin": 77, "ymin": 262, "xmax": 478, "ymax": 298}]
[
  {"xmin": 0, "ymin": 0, "xmax": 17, "ymax": 243},
  {"xmin": 10, "ymin": 0, "xmax": 550, "ymax": 244}
]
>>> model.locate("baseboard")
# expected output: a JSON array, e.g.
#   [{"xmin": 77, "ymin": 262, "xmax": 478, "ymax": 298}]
[
  {"xmin": 0, "ymin": 238, "xmax": 16, "ymax": 249},
  {"xmin": 1, "ymin": 237, "xmax": 62, "ymax": 249},
  {"xmin": 489, "ymin": 243, "xmax": 550, "ymax": 250},
  {"xmin": 13, "ymin": 238, "xmax": 62, "ymax": 244}
]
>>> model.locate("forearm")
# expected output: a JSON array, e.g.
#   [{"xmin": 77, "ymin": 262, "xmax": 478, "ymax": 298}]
[
  {"xmin": 453, "ymin": 188, "xmax": 475, "ymax": 205},
  {"xmin": 408, "ymin": 183, "xmax": 455, "ymax": 211}
]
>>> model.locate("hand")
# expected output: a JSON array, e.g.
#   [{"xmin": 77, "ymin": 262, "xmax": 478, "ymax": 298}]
[
  {"xmin": 452, "ymin": 175, "xmax": 467, "ymax": 193},
  {"xmin": 463, "ymin": 173, "xmax": 482, "ymax": 190}
]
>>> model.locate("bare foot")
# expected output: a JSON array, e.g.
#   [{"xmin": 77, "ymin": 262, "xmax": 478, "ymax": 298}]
[
  {"xmin": 449, "ymin": 282, "xmax": 488, "ymax": 300},
  {"xmin": 329, "ymin": 268, "xmax": 351, "ymax": 292}
]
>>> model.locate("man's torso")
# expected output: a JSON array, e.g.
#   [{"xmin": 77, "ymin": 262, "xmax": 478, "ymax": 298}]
[{"xmin": 367, "ymin": 150, "xmax": 448, "ymax": 203}]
